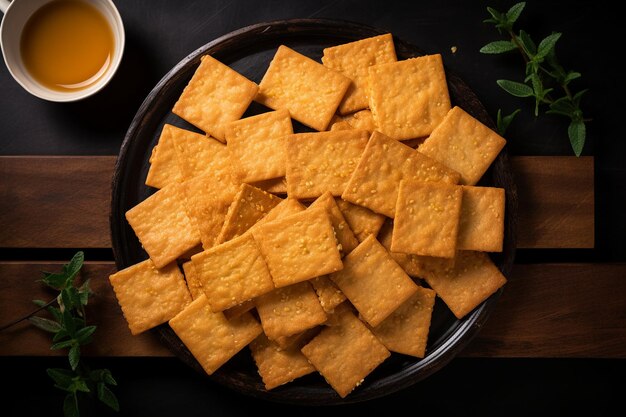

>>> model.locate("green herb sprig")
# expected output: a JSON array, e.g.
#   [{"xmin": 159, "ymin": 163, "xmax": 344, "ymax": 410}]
[
  {"xmin": 480, "ymin": 2, "xmax": 590, "ymax": 156},
  {"xmin": 28, "ymin": 252, "xmax": 119, "ymax": 417}
]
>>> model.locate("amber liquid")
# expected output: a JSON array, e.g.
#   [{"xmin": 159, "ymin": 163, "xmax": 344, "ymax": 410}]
[{"xmin": 20, "ymin": 0, "xmax": 115, "ymax": 92}]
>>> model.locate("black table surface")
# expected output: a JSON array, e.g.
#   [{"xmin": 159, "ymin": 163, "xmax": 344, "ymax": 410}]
[{"xmin": 1, "ymin": 1, "xmax": 624, "ymax": 416}]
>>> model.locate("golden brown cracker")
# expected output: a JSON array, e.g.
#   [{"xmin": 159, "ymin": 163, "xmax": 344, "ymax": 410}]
[
  {"xmin": 252, "ymin": 207, "xmax": 343, "ymax": 287},
  {"xmin": 109, "ymin": 259, "xmax": 191, "ymax": 335},
  {"xmin": 322, "ymin": 34, "xmax": 397, "ymax": 114},
  {"xmin": 370, "ymin": 286, "xmax": 436, "ymax": 358},
  {"xmin": 457, "ymin": 186, "xmax": 505, "ymax": 252},
  {"xmin": 170, "ymin": 125, "xmax": 234, "ymax": 181},
  {"xmin": 223, "ymin": 300, "xmax": 255, "ymax": 320},
  {"xmin": 172, "ymin": 55, "xmax": 258, "ymax": 141},
  {"xmin": 421, "ymin": 251, "xmax": 507, "ymax": 319},
  {"xmin": 328, "ymin": 109, "xmax": 377, "ymax": 134},
  {"xmin": 377, "ymin": 219, "xmax": 454, "ymax": 278},
  {"xmin": 250, "ymin": 333, "xmax": 315, "ymax": 390},
  {"xmin": 335, "ymin": 198, "xmax": 386, "ymax": 242},
  {"xmin": 368, "ymin": 54, "xmax": 451, "ymax": 139},
  {"xmin": 182, "ymin": 172, "xmax": 239, "ymax": 250},
  {"xmin": 145, "ymin": 124, "xmax": 183, "ymax": 189},
  {"xmin": 286, "ymin": 130, "xmax": 369, "ymax": 199},
  {"xmin": 169, "ymin": 295, "xmax": 260, "ymax": 375},
  {"xmin": 310, "ymin": 276, "xmax": 346, "ymax": 313},
  {"xmin": 330, "ymin": 235, "xmax": 418, "ymax": 326},
  {"xmin": 252, "ymin": 177, "xmax": 288, "ymax": 195},
  {"xmin": 252, "ymin": 198, "xmax": 306, "ymax": 230},
  {"xmin": 225, "ymin": 109, "xmax": 293, "ymax": 182},
  {"xmin": 342, "ymin": 131, "xmax": 460, "ymax": 217},
  {"xmin": 418, "ymin": 106, "xmax": 506, "ymax": 185},
  {"xmin": 392, "ymin": 180, "xmax": 463, "ymax": 258},
  {"xmin": 125, "ymin": 184, "xmax": 200, "ymax": 268},
  {"xmin": 216, "ymin": 184, "xmax": 282, "ymax": 244},
  {"xmin": 182, "ymin": 261, "xmax": 204, "ymax": 300},
  {"xmin": 256, "ymin": 45, "xmax": 351, "ymax": 131},
  {"xmin": 191, "ymin": 234, "xmax": 274, "ymax": 312},
  {"xmin": 255, "ymin": 281, "xmax": 327, "ymax": 340},
  {"xmin": 309, "ymin": 192, "xmax": 359, "ymax": 255},
  {"xmin": 300, "ymin": 303, "xmax": 390, "ymax": 398}
]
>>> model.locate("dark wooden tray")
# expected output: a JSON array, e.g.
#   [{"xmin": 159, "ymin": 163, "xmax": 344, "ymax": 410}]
[{"xmin": 109, "ymin": 19, "xmax": 517, "ymax": 404}]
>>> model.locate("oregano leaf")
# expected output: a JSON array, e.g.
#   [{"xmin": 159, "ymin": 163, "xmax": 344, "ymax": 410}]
[
  {"xmin": 506, "ymin": 2, "xmax": 526, "ymax": 24},
  {"xmin": 518, "ymin": 30, "xmax": 536, "ymax": 55},
  {"xmin": 480, "ymin": 40, "xmax": 517, "ymax": 54},
  {"xmin": 568, "ymin": 120, "xmax": 586, "ymax": 157},
  {"xmin": 98, "ymin": 383, "xmax": 120, "ymax": 411},
  {"xmin": 63, "ymin": 394, "xmax": 79, "ymax": 417},
  {"xmin": 29, "ymin": 316, "xmax": 62, "ymax": 333},
  {"xmin": 48, "ymin": 368, "xmax": 75, "ymax": 389},
  {"xmin": 496, "ymin": 108, "xmax": 521, "ymax": 136},
  {"xmin": 69, "ymin": 344, "xmax": 80, "ymax": 370},
  {"xmin": 536, "ymin": 32, "xmax": 562, "ymax": 60},
  {"xmin": 497, "ymin": 79, "xmax": 534, "ymax": 97}
]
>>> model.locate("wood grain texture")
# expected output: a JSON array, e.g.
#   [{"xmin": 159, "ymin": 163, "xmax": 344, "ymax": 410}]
[
  {"xmin": 0, "ymin": 156, "xmax": 113, "ymax": 248},
  {"xmin": 0, "ymin": 262, "xmax": 171, "ymax": 357},
  {"xmin": 514, "ymin": 156, "xmax": 594, "ymax": 248},
  {"xmin": 1, "ymin": 262, "xmax": 623, "ymax": 358},
  {"xmin": 0, "ymin": 155, "xmax": 594, "ymax": 249}
]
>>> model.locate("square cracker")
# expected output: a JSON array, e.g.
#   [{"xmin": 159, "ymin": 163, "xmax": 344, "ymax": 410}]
[
  {"xmin": 286, "ymin": 130, "xmax": 369, "ymax": 199},
  {"xmin": 310, "ymin": 276, "xmax": 346, "ymax": 313},
  {"xmin": 322, "ymin": 34, "xmax": 397, "ymax": 114},
  {"xmin": 169, "ymin": 295, "xmax": 261, "ymax": 375},
  {"xmin": 223, "ymin": 300, "xmax": 255, "ymax": 320},
  {"xmin": 420, "ymin": 250, "xmax": 507, "ymax": 319},
  {"xmin": 172, "ymin": 55, "xmax": 258, "ymax": 141},
  {"xmin": 335, "ymin": 198, "xmax": 385, "ymax": 242},
  {"xmin": 250, "ymin": 332, "xmax": 315, "ymax": 390},
  {"xmin": 301, "ymin": 303, "xmax": 390, "ymax": 398},
  {"xmin": 370, "ymin": 286, "xmax": 436, "ymax": 358},
  {"xmin": 418, "ymin": 106, "xmax": 507, "ymax": 185},
  {"xmin": 458, "ymin": 186, "xmax": 505, "ymax": 252},
  {"xmin": 182, "ymin": 261, "xmax": 204, "ymax": 300},
  {"xmin": 191, "ymin": 233, "xmax": 274, "ymax": 312},
  {"xmin": 392, "ymin": 180, "xmax": 463, "ymax": 258},
  {"xmin": 309, "ymin": 192, "xmax": 359, "ymax": 255},
  {"xmin": 255, "ymin": 281, "xmax": 327, "ymax": 341},
  {"xmin": 342, "ymin": 131, "xmax": 460, "ymax": 218},
  {"xmin": 256, "ymin": 45, "xmax": 351, "ymax": 131},
  {"xmin": 225, "ymin": 109, "xmax": 293, "ymax": 182},
  {"xmin": 328, "ymin": 109, "xmax": 376, "ymax": 134},
  {"xmin": 109, "ymin": 259, "xmax": 191, "ymax": 335},
  {"xmin": 252, "ymin": 177, "xmax": 288, "ymax": 195},
  {"xmin": 145, "ymin": 124, "xmax": 183, "ymax": 189},
  {"xmin": 251, "ymin": 198, "xmax": 306, "ymax": 230},
  {"xmin": 377, "ymin": 219, "xmax": 454, "ymax": 278},
  {"xmin": 170, "ymin": 125, "xmax": 234, "ymax": 181},
  {"xmin": 367, "ymin": 54, "xmax": 451, "ymax": 139},
  {"xmin": 252, "ymin": 207, "xmax": 343, "ymax": 287},
  {"xmin": 182, "ymin": 172, "xmax": 239, "ymax": 250},
  {"xmin": 125, "ymin": 184, "xmax": 200, "ymax": 268},
  {"xmin": 330, "ymin": 235, "xmax": 418, "ymax": 327},
  {"xmin": 216, "ymin": 184, "xmax": 282, "ymax": 244}
]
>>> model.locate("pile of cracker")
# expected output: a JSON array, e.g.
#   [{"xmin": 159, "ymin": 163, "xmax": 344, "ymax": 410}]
[{"xmin": 109, "ymin": 34, "xmax": 508, "ymax": 398}]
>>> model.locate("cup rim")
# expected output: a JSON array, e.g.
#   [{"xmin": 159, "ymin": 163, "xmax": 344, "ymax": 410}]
[{"xmin": 1, "ymin": 0, "xmax": 126, "ymax": 103}]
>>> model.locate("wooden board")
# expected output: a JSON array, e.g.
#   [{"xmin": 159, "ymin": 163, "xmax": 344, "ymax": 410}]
[
  {"xmin": 1, "ymin": 262, "xmax": 623, "ymax": 358},
  {"xmin": 0, "ymin": 155, "xmax": 594, "ymax": 250},
  {"xmin": 513, "ymin": 156, "xmax": 594, "ymax": 248}
]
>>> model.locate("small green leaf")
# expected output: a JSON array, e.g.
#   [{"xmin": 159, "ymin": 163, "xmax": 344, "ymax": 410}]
[
  {"xmin": 497, "ymin": 79, "xmax": 534, "ymax": 97},
  {"xmin": 62, "ymin": 307, "xmax": 76, "ymax": 336},
  {"xmin": 29, "ymin": 316, "xmax": 62, "ymax": 333},
  {"xmin": 63, "ymin": 393, "xmax": 79, "ymax": 417},
  {"xmin": 568, "ymin": 120, "xmax": 586, "ymax": 157},
  {"xmin": 506, "ymin": 2, "xmax": 526, "ymax": 24},
  {"xmin": 64, "ymin": 251, "xmax": 85, "ymax": 283},
  {"xmin": 573, "ymin": 89, "xmax": 588, "ymax": 106},
  {"xmin": 97, "ymin": 383, "xmax": 120, "ymax": 412},
  {"xmin": 69, "ymin": 345, "xmax": 80, "ymax": 370},
  {"xmin": 51, "ymin": 339, "xmax": 75, "ymax": 350},
  {"xmin": 536, "ymin": 32, "xmax": 562, "ymax": 60},
  {"xmin": 48, "ymin": 368, "xmax": 75, "ymax": 389},
  {"xmin": 480, "ymin": 40, "xmax": 517, "ymax": 54},
  {"xmin": 547, "ymin": 97, "xmax": 576, "ymax": 117},
  {"xmin": 90, "ymin": 369, "xmax": 117, "ymax": 386},
  {"xmin": 75, "ymin": 325, "xmax": 97, "ymax": 344},
  {"xmin": 53, "ymin": 329, "xmax": 69, "ymax": 342},
  {"xmin": 72, "ymin": 377, "xmax": 90, "ymax": 393},
  {"xmin": 33, "ymin": 299, "xmax": 47, "ymax": 307},
  {"xmin": 564, "ymin": 71, "xmax": 581, "ymax": 84},
  {"xmin": 486, "ymin": 6, "xmax": 503, "ymax": 22},
  {"xmin": 518, "ymin": 30, "xmax": 536, "ymax": 55},
  {"xmin": 42, "ymin": 272, "xmax": 70, "ymax": 290},
  {"xmin": 496, "ymin": 108, "xmax": 521, "ymax": 136},
  {"xmin": 47, "ymin": 306, "xmax": 62, "ymax": 322}
]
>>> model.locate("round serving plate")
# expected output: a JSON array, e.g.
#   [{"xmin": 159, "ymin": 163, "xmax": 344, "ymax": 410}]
[{"xmin": 110, "ymin": 19, "xmax": 517, "ymax": 405}]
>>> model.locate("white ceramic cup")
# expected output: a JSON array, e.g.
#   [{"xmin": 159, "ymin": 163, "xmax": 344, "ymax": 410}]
[{"xmin": 0, "ymin": 0, "xmax": 125, "ymax": 102}]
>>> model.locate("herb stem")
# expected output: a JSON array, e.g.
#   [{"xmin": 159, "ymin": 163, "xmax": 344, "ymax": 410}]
[{"xmin": 0, "ymin": 298, "xmax": 56, "ymax": 331}]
